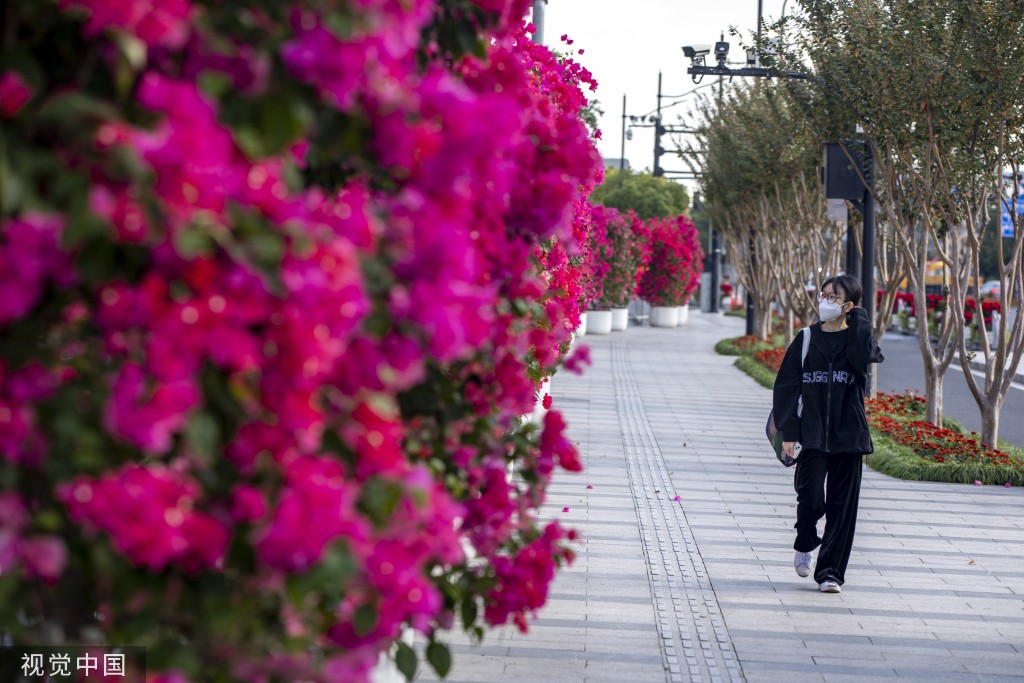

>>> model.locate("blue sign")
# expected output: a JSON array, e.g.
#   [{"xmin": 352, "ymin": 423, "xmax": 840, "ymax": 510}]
[{"xmin": 999, "ymin": 180, "xmax": 1023, "ymax": 238}]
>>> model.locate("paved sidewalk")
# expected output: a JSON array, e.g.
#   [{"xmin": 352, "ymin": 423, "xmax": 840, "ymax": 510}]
[{"xmin": 419, "ymin": 312, "xmax": 1024, "ymax": 683}]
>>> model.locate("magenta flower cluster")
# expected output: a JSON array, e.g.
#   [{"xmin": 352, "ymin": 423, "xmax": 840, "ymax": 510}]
[
  {"xmin": 636, "ymin": 215, "xmax": 704, "ymax": 307},
  {"xmin": 593, "ymin": 207, "xmax": 647, "ymax": 309},
  {"xmin": 0, "ymin": 1, "xmax": 601, "ymax": 681}
]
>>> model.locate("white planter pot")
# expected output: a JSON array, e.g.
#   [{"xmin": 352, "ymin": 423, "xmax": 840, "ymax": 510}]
[
  {"xmin": 576, "ymin": 312, "xmax": 587, "ymax": 337},
  {"xmin": 676, "ymin": 305, "xmax": 689, "ymax": 326},
  {"xmin": 586, "ymin": 310, "xmax": 613, "ymax": 335},
  {"xmin": 650, "ymin": 306, "xmax": 679, "ymax": 328},
  {"xmin": 611, "ymin": 308, "xmax": 629, "ymax": 331}
]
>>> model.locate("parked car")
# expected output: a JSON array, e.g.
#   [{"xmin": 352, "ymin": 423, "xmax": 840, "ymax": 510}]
[{"xmin": 980, "ymin": 280, "xmax": 1001, "ymax": 298}]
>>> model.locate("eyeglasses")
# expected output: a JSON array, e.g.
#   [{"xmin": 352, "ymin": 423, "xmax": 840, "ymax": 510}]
[{"xmin": 816, "ymin": 291, "xmax": 844, "ymax": 304}]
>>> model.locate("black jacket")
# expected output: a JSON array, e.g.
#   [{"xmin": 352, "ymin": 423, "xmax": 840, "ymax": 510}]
[{"xmin": 772, "ymin": 307, "xmax": 885, "ymax": 454}]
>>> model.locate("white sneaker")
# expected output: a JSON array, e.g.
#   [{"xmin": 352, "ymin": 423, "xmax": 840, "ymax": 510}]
[
  {"xmin": 818, "ymin": 580, "xmax": 841, "ymax": 593},
  {"xmin": 794, "ymin": 551, "xmax": 812, "ymax": 578}
]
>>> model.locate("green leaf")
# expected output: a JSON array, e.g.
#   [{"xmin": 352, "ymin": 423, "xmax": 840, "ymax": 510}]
[
  {"xmin": 395, "ymin": 641, "xmax": 417, "ymax": 681},
  {"xmin": 353, "ymin": 604, "xmax": 378, "ymax": 637},
  {"xmin": 198, "ymin": 71, "xmax": 234, "ymax": 100},
  {"xmin": 233, "ymin": 125, "xmax": 265, "ymax": 159},
  {"xmin": 173, "ymin": 226, "xmax": 215, "ymax": 260},
  {"xmin": 426, "ymin": 641, "xmax": 451, "ymax": 678},
  {"xmin": 36, "ymin": 91, "xmax": 119, "ymax": 132},
  {"xmin": 185, "ymin": 411, "xmax": 220, "ymax": 463},
  {"xmin": 460, "ymin": 598, "xmax": 478, "ymax": 630},
  {"xmin": 33, "ymin": 509, "xmax": 64, "ymax": 532},
  {"xmin": 257, "ymin": 97, "xmax": 306, "ymax": 155},
  {"xmin": 73, "ymin": 239, "xmax": 120, "ymax": 284},
  {"xmin": 359, "ymin": 478, "xmax": 403, "ymax": 527}
]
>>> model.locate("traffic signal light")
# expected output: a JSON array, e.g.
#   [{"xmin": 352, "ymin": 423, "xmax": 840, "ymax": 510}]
[{"xmin": 653, "ymin": 122, "xmax": 665, "ymax": 177}]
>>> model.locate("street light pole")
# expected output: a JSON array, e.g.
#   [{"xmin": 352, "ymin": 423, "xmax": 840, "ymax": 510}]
[
  {"xmin": 653, "ymin": 71, "xmax": 664, "ymax": 176},
  {"xmin": 532, "ymin": 0, "xmax": 546, "ymax": 44},
  {"xmin": 709, "ymin": 57, "xmax": 724, "ymax": 313},
  {"xmin": 756, "ymin": 0, "xmax": 763, "ymax": 66},
  {"xmin": 620, "ymin": 93, "xmax": 627, "ymax": 171},
  {"xmin": 860, "ymin": 147, "xmax": 876, "ymax": 389}
]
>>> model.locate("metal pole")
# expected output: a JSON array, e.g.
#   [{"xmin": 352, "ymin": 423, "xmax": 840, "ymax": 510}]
[
  {"xmin": 620, "ymin": 93, "xmax": 626, "ymax": 171},
  {"xmin": 709, "ymin": 61, "xmax": 723, "ymax": 313},
  {"xmin": 845, "ymin": 214, "xmax": 859, "ymax": 277},
  {"xmin": 746, "ymin": 238, "xmax": 756, "ymax": 335},
  {"xmin": 532, "ymin": 0, "xmax": 546, "ymax": 44},
  {"xmin": 653, "ymin": 71, "xmax": 663, "ymax": 175},
  {"xmin": 860, "ymin": 147, "xmax": 876, "ymax": 388},
  {"xmin": 710, "ymin": 226, "xmax": 721, "ymax": 313},
  {"xmin": 756, "ymin": 0, "xmax": 763, "ymax": 66}
]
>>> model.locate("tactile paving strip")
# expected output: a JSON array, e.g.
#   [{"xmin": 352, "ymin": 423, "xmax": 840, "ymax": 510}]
[{"xmin": 612, "ymin": 343, "xmax": 745, "ymax": 683}]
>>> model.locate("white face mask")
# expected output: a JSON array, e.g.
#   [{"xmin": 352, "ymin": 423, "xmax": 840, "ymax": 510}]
[{"xmin": 818, "ymin": 299, "xmax": 845, "ymax": 322}]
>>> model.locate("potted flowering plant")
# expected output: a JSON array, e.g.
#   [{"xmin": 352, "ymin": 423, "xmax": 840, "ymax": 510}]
[
  {"xmin": 637, "ymin": 215, "xmax": 703, "ymax": 327},
  {"xmin": 0, "ymin": 3, "xmax": 603, "ymax": 682},
  {"xmin": 593, "ymin": 208, "xmax": 644, "ymax": 331}
]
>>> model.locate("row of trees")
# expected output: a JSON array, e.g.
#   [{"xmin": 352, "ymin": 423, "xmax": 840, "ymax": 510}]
[
  {"xmin": 0, "ymin": 1, "xmax": 610, "ymax": 681},
  {"xmin": 691, "ymin": 0, "xmax": 1024, "ymax": 448}
]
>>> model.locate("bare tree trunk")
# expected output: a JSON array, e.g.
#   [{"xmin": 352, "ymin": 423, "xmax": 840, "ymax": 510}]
[
  {"xmin": 981, "ymin": 400, "xmax": 1001, "ymax": 449},
  {"xmin": 923, "ymin": 367, "xmax": 944, "ymax": 425}
]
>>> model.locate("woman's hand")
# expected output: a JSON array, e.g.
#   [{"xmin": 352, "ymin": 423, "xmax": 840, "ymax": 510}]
[{"xmin": 783, "ymin": 441, "xmax": 799, "ymax": 458}]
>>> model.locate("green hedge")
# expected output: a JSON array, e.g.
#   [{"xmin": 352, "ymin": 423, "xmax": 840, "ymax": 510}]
[
  {"xmin": 865, "ymin": 432, "xmax": 1024, "ymax": 487},
  {"xmin": 735, "ymin": 355, "xmax": 776, "ymax": 390},
  {"xmin": 717, "ymin": 335, "xmax": 1023, "ymax": 486}
]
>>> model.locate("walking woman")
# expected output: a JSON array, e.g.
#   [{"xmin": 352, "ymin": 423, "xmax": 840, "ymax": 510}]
[{"xmin": 772, "ymin": 275, "xmax": 884, "ymax": 593}]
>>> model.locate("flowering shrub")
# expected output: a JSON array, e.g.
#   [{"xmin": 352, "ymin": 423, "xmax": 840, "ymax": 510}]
[
  {"xmin": 594, "ymin": 207, "xmax": 645, "ymax": 309},
  {"xmin": 753, "ymin": 348, "xmax": 786, "ymax": 372},
  {"xmin": 964, "ymin": 298, "xmax": 1000, "ymax": 326},
  {"xmin": 866, "ymin": 393, "xmax": 1023, "ymax": 484},
  {"xmin": 0, "ymin": 2, "xmax": 602, "ymax": 681},
  {"xmin": 636, "ymin": 215, "xmax": 703, "ymax": 307}
]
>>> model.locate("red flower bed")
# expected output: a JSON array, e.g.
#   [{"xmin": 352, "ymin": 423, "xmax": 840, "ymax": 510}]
[
  {"xmin": 754, "ymin": 347, "xmax": 786, "ymax": 372},
  {"xmin": 731, "ymin": 335, "xmax": 765, "ymax": 352},
  {"xmin": 866, "ymin": 393, "xmax": 1021, "ymax": 471}
]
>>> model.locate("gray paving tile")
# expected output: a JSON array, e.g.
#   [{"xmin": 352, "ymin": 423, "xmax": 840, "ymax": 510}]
[{"xmin": 426, "ymin": 316, "xmax": 1024, "ymax": 683}]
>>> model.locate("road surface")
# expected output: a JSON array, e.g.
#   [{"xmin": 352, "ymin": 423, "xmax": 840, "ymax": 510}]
[{"xmin": 873, "ymin": 330, "xmax": 1024, "ymax": 448}]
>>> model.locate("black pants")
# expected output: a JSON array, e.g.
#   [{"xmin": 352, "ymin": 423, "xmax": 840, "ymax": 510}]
[{"xmin": 793, "ymin": 450, "xmax": 863, "ymax": 585}]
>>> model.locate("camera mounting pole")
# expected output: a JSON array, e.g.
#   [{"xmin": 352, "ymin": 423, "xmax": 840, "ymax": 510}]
[{"xmin": 683, "ymin": 43, "xmax": 874, "ymax": 343}]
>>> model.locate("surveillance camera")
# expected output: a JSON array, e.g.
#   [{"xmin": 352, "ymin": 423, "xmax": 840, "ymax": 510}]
[
  {"xmin": 714, "ymin": 42, "xmax": 729, "ymax": 57},
  {"xmin": 682, "ymin": 44, "xmax": 711, "ymax": 59}
]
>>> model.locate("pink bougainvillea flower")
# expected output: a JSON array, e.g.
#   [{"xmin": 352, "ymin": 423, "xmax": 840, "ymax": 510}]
[
  {"xmin": 229, "ymin": 484, "xmax": 267, "ymax": 524},
  {"xmin": 0, "ymin": 71, "xmax": 32, "ymax": 118},
  {"xmin": 0, "ymin": 212, "xmax": 75, "ymax": 327},
  {"xmin": 102, "ymin": 363, "xmax": 200, "ymax": 454},
  {"xmin": 19, "ymin": 535, "xmax": 68, "ymax": 584},
  {"xmin": 58, "ymin": 0, "xmax": 193, "ymax": 49},
  {"xmin": 88, "ymin": 185, "xmax": 151, "ymax": 243},
  {"xmin": 59, "ymin": 464, "xmax": 230, "ymax": 574},
  {"xmin": 563, "ymin": 344, "xmax": 591, "ymax": 375},
  {"xmin": 1006, "ymin": 482, "xmax": 1013, "ymax": 488},
  {"xmin": 484, "ymin": 521, "xmax": 574, "ymax": 632},
  {"xmin": 561, "ymin": 507, "xmax": 570, "ymax": 513},
  {"xmin": 672, "ymin": 495, "xmax": 682, "ymax": 502},
  {"xmin": 540, "ymin": 410, "xmax": 582, "ymax": 474},
  {"xmin": 974, "ymin": 480, "xmax": 983, "ymax": 486},
  {"xmin": 255, "ymin": 455, "xmax": 368, "ymax": 572},
  {"xmin": 585, "ymin": 484, "xmax": 593, "ymax": 490}
]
